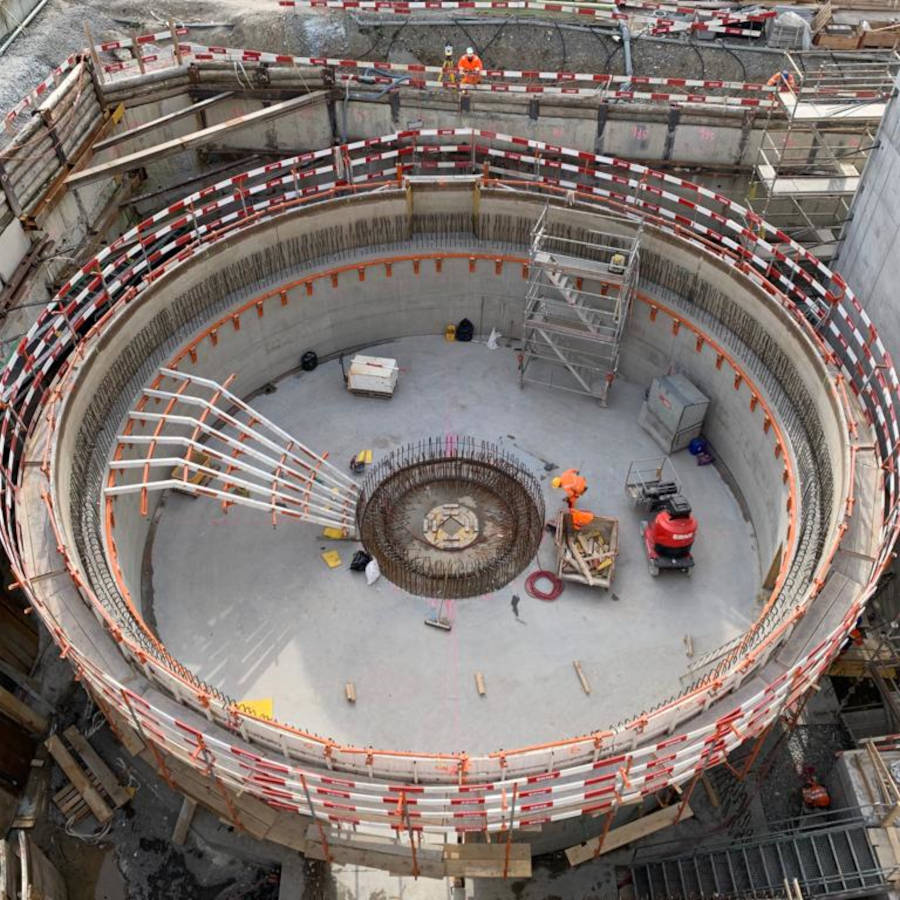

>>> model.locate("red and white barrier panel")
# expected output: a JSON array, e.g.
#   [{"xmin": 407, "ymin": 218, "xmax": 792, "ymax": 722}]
[
  {"xmin": 0, "ymin": 131, "xmax": 895, "ymax": 817},
  {"xmin": 95, "ymin": 41, "xmax": 776, "ymax": 106},
  {"xmin": 277, "ymin": 0, "xmax": 769, "ymax": 34},
  {"xmin": 3, "ymin": 55, "xmax": 79, "ymax": 130}
]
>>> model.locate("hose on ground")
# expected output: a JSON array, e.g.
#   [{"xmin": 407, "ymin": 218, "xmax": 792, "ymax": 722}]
[{"xmin": 525, "ymin": 570, "xmax": 564, "ymax": 601}]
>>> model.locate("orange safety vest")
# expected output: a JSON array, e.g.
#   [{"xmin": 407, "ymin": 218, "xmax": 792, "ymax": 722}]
[
  {"xmin": 458, "ymin": 54, "xmax": 483, "ymax": 85},
  {"xmin": 767, "ymin": 71, "xmax": 796, "ymax": 92},
  {"xmin": 559, "ymin": 468, "xmax": 587, "ymax": 505}
]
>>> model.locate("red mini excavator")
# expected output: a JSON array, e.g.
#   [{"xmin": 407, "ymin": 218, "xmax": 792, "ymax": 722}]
[{"xmin": 642, "ymin": 494, "xmax": 697, "ymax": 577}]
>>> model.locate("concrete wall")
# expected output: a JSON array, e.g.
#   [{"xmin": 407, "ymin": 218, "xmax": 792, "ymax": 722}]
[
  {"xmin": 0, "ymin": 0, "xmax": 43, "ymax": 42},
  {"xmin": 48, "ymin": 190, "xmax": 844, "ymax": 665},
  {"xmin": 835, "ymin": 79, "xmax": 900, "ymax": 360}
]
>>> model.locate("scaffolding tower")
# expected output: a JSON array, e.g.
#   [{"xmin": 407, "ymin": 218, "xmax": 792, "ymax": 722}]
[
  {"xmin": 747, "ymin": 52, "xmax": 899, "ymax": 257},
  {"xmin": 518, "ymin": 207, "xmax": 640, "ymax": 405}
]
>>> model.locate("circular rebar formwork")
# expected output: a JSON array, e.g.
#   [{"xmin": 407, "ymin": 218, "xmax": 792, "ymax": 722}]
[{"xmin": 356, "ymin": 436, "xmax": 545, "ymax": 598}]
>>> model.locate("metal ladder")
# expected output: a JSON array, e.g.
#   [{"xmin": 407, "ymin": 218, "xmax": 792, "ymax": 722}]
[{"xmin": 628, "ymin": 819, "xmax": 892, "ymax": 898}]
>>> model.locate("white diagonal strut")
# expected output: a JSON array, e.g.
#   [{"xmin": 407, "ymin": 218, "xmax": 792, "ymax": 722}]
[{"xmin": 105, "ymin": 368, "xmax": 359, "ymax": 532}]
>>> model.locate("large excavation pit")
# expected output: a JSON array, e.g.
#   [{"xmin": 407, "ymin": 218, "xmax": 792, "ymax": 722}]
[{"xmin": 146, "ymin": 336, "xmax": 759, "ymax": 754}]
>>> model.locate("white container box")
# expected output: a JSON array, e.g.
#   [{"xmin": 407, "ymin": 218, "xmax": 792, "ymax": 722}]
[{"xmin": 347, "ymin": 355, "xmax": 399, "ymax": 398}]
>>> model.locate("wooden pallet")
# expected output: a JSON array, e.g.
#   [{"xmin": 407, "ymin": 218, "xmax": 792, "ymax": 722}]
[{"xmin": 46, "ymin": 727, "xmax": 131, "ymax": 826}]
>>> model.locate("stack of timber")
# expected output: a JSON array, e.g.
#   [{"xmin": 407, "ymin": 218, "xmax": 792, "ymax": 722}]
[{"xmin": 555, "ymin": 511, "xmax": 619, "ymax": 589}]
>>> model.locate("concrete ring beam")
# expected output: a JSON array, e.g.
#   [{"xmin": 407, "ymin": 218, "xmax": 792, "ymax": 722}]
[
  {"xmin": 2, "ymin": 119, "xmax": 897, "ymax": 867},
  {"xmin": 356, "ymin": 437, "xmax": 545, "ymax": 598}
]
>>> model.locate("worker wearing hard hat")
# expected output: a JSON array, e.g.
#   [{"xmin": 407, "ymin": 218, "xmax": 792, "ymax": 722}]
[
  {"xmin": 458, "ymin": 47, "xmax": 483, "ymax": 85},
  {"xmin": 552, "ymin": 468, "xmax": 594, "ymax": 529},
  {"xmin": 767, "ymin": 69, "xmax": 796, "ymax": 92},
  {"xmin": 442, "ymin": 43, "xmax": 456, "ymax": 85}
]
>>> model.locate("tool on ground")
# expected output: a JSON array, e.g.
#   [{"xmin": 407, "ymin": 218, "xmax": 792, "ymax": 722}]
[
  {"xmin": 501, "ymin": 435, "xmax": 557, "ymax": 471},
  {"xmin": 349, "ymin": 448, "xmax": 373, "ymax": 473}
]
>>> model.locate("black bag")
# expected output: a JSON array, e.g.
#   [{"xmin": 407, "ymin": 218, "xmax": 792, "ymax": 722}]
[
  {"xmin": 456, "ymin": 318, "xmax": 474, "ymax": 342},
  {"xmin": 301, "ymin": 350, "xmax": 318, "ymax": 371},
  {"xmin": 350, "ymin": 550, "xmax": 372, "ymax": 571}
]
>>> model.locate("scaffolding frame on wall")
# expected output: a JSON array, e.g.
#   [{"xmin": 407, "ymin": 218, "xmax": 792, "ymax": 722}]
[
  {"xmin": 747, "ymin": 51, "xmax": 900, "ymax": 257},
  {"xmin": 519, "ymin": 206, "xmax": 641, "ymax": 404}
]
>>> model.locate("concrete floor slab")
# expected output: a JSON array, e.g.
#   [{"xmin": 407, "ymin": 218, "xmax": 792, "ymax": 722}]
[{"xmin": 149, "ymin": 336, "xmax": 759, "ymax": 754}]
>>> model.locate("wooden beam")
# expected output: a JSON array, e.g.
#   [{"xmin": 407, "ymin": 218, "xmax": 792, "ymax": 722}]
[
  {"xmin": 0, "ymin": 838, "xmax": 17, "ymax": 900},
  {"xmin": 573, "ymin": 660, "xmax": 591, "ymax": 694},
  {"xmin": 442, "ymin": 843, "xmax": 531, "ymax": 878},
  {"xmin": 565, "ymin": 802, "xmax": 694, "ymax": 866},
  {"xmin": 172, "ymin": 796, "xmax": 197, "ymax": 846},
  {"xmin": 0, "ymin": 685, "xmax": 48, "ymax": 735},
  {"xmin": 92, "ymin": 93, "xmax": 235, "ymax": 153},
  {"xmin": 62, "ymin": 726, "xmax": 130, "ymax": 808},
  {"xmin": 44, "ymin": 735, "xmax": 113, "ymax": 824},
  {"xmin": 66, "ymin": 91, "xmax": 328, "ymax": 187}
]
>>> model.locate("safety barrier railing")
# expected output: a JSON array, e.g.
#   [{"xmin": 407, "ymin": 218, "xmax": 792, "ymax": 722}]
[
  {"xmin": 0, "ymin": 127, "xmax": 896, "ymax": 837},
  {"xmin": 95, "ymin": 41, "xmax": 778, "ymax": 108},
  {"xmin": 276, "ymin": 0, "xmax": 774, "ymax": 37}
]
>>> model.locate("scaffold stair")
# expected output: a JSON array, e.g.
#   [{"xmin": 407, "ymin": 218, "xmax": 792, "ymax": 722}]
[{"xmin": 628, "ymin": 820, "xmax": 890, "ymax": 898}]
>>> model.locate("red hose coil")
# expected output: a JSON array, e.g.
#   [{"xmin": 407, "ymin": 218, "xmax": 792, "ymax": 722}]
[{"xmin": 525, "ymin": 570, "xmax": 564, "ymax": 601}]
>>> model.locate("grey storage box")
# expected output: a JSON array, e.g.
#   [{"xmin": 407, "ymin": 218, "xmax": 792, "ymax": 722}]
[{"xmin": 638, "ymin": 374, "xmax": 709, "ymax": 453}]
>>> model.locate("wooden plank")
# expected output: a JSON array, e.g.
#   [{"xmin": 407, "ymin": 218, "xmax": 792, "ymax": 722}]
[
  {"xmin": 565, "ymin": 802, "xmax": 694, "ymax": 866},
  {"xmin": 0, "ymin": 659, "xmax": 51, "ymax": 713},
  {"xmin": 45, "ymin": 735, "xmax": 113, "ymax": 824},
  {"xmin": 12, "ymin": 748, "xmax": 50, "ymax": 829},
  {"xmin": 93, "ymin": 93, "xmax": 235, "ymax": 152},
  {"xmin": 66, "ymin": 92, "xmax": 328, "ymax": 187},
  {"xmin": 344, "ymin": 682, "xmax": 356, "ymax": 703},
  {"xmin": 172, "ymin": 797, "xmax": 197, "ymax": 846},
  {"xmin": 474, "ymin": 672, "xmax": 486, "ymax": 696},
  {"xmin": 62, "ymin": 726, "xmax": 130, "ymax": 808},
  {"xmin": 0, "ymin": 838, "xmax": 17, "ymax": 900},
  {"xmin": 22, "ymin": 835, "xmax": 66, "ymax": 900},
  {"xmin": 701, "ymin": 772, "xmax": 720, "ymax": 809},
  {"xmin": 0, "ymin": 685, "xmax": 48, "ymax": 735},
  {"xmin": 0, "ymin": 785, "xmax": 17, "ymax": 839},
  {"xmin": 573, "ymin": 660, "xmax": 591, "ymax": 695},
  {"xmin": 442, "ymin": 843, "xmax": 531, "ymax": 878}
]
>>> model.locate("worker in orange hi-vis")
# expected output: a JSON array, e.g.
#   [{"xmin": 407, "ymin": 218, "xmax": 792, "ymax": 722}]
[
  {"xmin": 458, "ymin": 47, "xmax": 483, "ymax": 85},
  {"xmin": 767, "ymin": 68, "xmax": 797, "ymax": 92},
  {"xmin": 552, "ymin": 468, "xmax": 594, "ymax": 530}
]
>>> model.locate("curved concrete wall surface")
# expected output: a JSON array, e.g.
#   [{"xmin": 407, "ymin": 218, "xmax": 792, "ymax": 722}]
[{"xmin": 3, "ymin": 132, "xmax": 893, "ymax": 868}]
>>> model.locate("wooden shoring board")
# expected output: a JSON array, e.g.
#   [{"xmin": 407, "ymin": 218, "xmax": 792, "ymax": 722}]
[
  {"xmin": 0, "ymin": 838, "xmax": 17, "ymax": 900},
  {"xmin": 62, "ymin": 726, "xmax": 130, "ymax": 808},
  {"xmin": 565, "ymin": 802, "xmax": 694, "ymax": 866},
  {"xmin": 45, "ymin": 735, "xmax": 113, "ymax": 824},
  {"xmin": 0, "ymin": 685, "xmax": 48, "ymax": 735},
  {"xmin": 442, "ymin": 842, "xmax": 532, "ymax": 878}
]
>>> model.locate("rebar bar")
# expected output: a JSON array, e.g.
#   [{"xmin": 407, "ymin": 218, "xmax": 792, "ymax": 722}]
[{"xmin": 356, "ymin": 436, "xmax": 544, "ymax": 599}]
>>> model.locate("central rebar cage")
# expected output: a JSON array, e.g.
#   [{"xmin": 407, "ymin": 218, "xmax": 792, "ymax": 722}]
[{"xmin": 356, "ymin": 436, "xmax": 545, "ymax": 599}]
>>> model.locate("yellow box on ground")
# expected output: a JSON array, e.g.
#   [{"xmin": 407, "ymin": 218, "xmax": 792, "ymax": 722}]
[{"xmin": 321, "ymin": 549, "xmax": 342, "ymax": 568}]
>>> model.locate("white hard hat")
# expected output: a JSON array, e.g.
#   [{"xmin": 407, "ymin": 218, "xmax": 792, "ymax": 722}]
[{"xmin": 466, "ymin": 46, "xmax": 474, "ymax": 54}]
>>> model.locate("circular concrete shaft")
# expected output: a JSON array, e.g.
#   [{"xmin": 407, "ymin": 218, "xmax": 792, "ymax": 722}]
[{"xmin": 356, "ymin": 437, "xmax": 545, "ymax": 598}]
